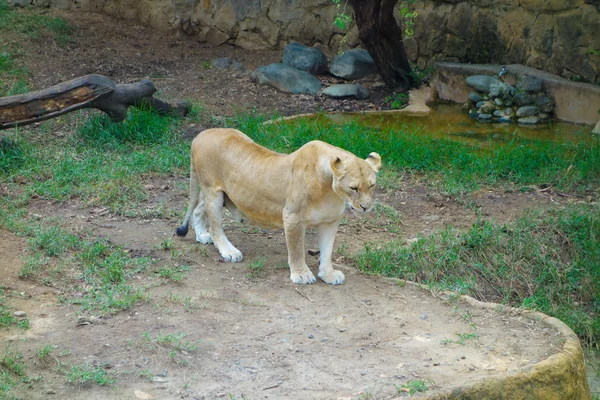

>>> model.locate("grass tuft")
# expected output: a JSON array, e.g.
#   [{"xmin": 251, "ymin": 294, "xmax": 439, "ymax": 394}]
[{"xmin": 354, "ymin": 203, "xmax": 600, "ymax": 346}]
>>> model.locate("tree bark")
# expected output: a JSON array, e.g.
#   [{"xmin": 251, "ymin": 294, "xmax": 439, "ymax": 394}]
[
  {"xmin": 0, "ymin": 74, "xmax": 190, "ymax": 130},
  {"xmin": 349, "ymin": 0, "xmax": 413, "ymax": 91}
]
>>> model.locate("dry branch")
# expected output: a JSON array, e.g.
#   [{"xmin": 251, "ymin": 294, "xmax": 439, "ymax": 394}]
[{"xmin": 0, "ymin": 74, "xmax": 190, "ymax": 130}]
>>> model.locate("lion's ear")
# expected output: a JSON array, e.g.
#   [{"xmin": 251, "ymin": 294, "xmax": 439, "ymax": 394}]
[
  {"xmin": 366, "ymin": 152, "xmax": 382, "ymax": 173},
  {"xmin": 330, "ymin": 156, "xmax": 343, "ymax": 174}
]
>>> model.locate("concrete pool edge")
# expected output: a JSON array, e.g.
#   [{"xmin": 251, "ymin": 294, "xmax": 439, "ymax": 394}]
[{"xmin": 397, "ymin": 279, "xmax": 591, "ymax": 399}]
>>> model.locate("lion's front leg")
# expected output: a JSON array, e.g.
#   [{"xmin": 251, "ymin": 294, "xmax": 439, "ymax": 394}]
[
  {"xmin": 316, "ymin": 219, "xmax": 345, "ymax": 285},
  {"xmin": 283, "ymin": 215, "xmax": 316, "ymax": 284}
]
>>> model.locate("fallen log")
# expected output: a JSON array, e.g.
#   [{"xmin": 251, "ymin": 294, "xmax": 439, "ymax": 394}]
[{"xmin": 0, "ymin": 74, "xmax": 190, "ymax": 130}]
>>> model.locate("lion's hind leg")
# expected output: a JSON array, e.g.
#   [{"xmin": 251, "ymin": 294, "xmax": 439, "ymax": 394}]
[
  {"xmin": 192, "ymin": 191, "xmax": 212, "ymax": 244},
  {"xmin": 204, "ymin": 189, "xmax": 243, "ymax": 262}
]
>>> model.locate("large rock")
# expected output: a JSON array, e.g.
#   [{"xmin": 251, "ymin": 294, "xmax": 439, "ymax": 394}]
[
  {"xmin": 516, "ymin": 75, "xmax": 543, "ymax": 92},
  {"xmin": 322, "ymin": 84, "xmax": 369, "ymax": 99},
  {"xmin": 282, "ymin": 42, "xmax": 328, "ymax": 75},
  {"xmin": 250, "ymin": 63, "xmax": 321, "ymax": 95},
  {"xmin": 465, "ymin": 75, "xmax": 503, "ymax": 92},
  {"xmin": 516, "ymin": 105, "xmax": 540, "ymax": 117},
  {"xmin": 329, "ymin": 49, "xmax": 378, "ymax": 80}
]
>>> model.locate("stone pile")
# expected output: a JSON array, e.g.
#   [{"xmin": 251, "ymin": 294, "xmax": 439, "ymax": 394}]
[
  {"xmin": 466, "ymin": 74, "xmax": 554, "ymax": 125},
  {"xmin": 250, "ymin": 42, "xmax": 376, "ymax": 99}
]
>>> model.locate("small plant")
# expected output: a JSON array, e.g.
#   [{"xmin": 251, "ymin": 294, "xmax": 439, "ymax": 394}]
[
  {"xmin": 139, "ymin": 368, "xmax": 154, "ymax": 381},
  {"xmin": 396, "ymin": 378, "xmax": 434, "ymax": 395},
  {"xmin": 160, "ymin": 237, "xmax": 173, "ymax": 251},
  {"xmin": 35, "ymin": 344, "xmax": 58, "ymax": 368},
  {"xmin": 62, "ymin": 363, "xmax": 115, "ymax": 386},
  {"xmin": 156, "ymin": 264, "xmax": 190, "ymax": 282},
  {"xmin": 385, "ymin": 92, "xmax": 409, "ymax": 109},
  {"xmin": 247, "ymin": 257, "xmax": 266, "ymax": 278}
]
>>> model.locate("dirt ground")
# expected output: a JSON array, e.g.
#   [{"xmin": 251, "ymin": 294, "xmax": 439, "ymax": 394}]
[{"xmin": 0, "ymin": 9, "xmax": 593, "ymax": 400}]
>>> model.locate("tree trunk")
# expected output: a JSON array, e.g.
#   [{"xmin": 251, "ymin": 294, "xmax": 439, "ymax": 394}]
[
  {"xmin": 0, "ymin": 74, "xmax": 190, "ymax": 130},
  {"xmin": 349, "ymin": 0, "xmax": 413, "ymax": 91}
]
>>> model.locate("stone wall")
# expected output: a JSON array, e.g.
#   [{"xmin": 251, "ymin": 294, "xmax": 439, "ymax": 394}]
[{"xmin": 15, "ymin": 0, "xmax": 600, "ymax": 84}]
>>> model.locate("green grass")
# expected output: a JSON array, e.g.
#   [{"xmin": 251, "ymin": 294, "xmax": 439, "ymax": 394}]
[
  {"xmin": 0, "ymin": 288, "xmax": 30, "ymax": 330},
  {"xmin": 354, "ymin": 202, "xmax": 600, "ymax": 346},
  {"xmin": 62, "ymin": 363, "xmax": 114, "ymax": 387},
  {"xmin": 0, "ymin": 50, "xmax": 29, "ymax": 96},
  {"xmin": 247, "ymin": 257, "xmax": 266, "ymax": 278},
  {"xmin": 155, "ymin": 264, "xmax": 190, "ymax": 282},
  {"xmin": 1, "ymin": 109, "xmax": 189, "ymax": 212},
  {"xmin": 0, "ymin": 346, "xmax": 31, "ymax": 399},
  {"xmin": 0, "ymin": 1, "xmax": 73, "ymax": 46},
  {"xmin": 230, "ymin": 114, "xmax": 600, "ymax": 194},
  {"xmin": 396, "ymin": 379, "xmax": 434, "ymax": 396}
]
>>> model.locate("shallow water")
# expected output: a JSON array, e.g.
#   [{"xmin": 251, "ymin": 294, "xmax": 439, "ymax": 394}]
[{"xmin": 322, "ymin": 104, "xmax": 595, "ymax": 147}]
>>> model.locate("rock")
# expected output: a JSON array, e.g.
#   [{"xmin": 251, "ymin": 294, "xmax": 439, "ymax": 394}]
[
  {"xmin": 513, "ymin": 91, "xmax": 534, "ymax": 106},
  {"xmin": 478, "ymin": 113, "xmax": 492, "ymax": 122},
  {"xmin": 134, "ymin": 390, "xmax": 153, "ymax": 399},
  {"xmin": 516, "ymin": 75, "xmax": 543, "ymax": 92},
  {"xmin": 493, "ymin": 110, "xmax": 504, "ymax": 117},
  {"xmin": 518, "ymin": 116, "xmax": 540, "ymax": 125},
  {"xmin": 479, "ymin": 101, "xmax": 496, "ymax": 114},
  {"xmin": 465, "ymin": 75, "xmax": 502, "ymax": 92},
  {"xmin": 489, "ymin": 82, "xmax": 514, "ymax": 99},
  {"xmin": 329, "ymin": 49, "xmax": 378, "ymax": 80},
  {"xmin": 476, "ymin": 100, "xmax": 485, "ymax": 108},
  {"xmin": 498, "ymin": 116, "xmax": 513, "ymax": 123},
  {"xmin": 534, "ymin": 94, "xmax": 553, "ymax": 113},
  {"xmin": 151, "ymin": 377, "xmax": 168, "ymax": 383},
  {"xmin": 210, "ymin": 57, "xmax": 245, "ymax": 71},
  {"xmin": 468, "ymin": 92, "xmax": 483, "ymax": 103},
  {"xmin": 236, "ymin": 31, "xmax": 271, "ymax": 50},
  {"xmin": 516, "ymin": 105, "xmax": 540, "ymax": 117},
  {"xmin": 250, "ymin": 63, "xmax": 321, "ymax": 95},
  {"xmin": 282, "ymin": 42, "xmax": 328, "ymax": 75},
  {"xmin": 494, "ymin": 98, "xmax": 504, "ymax": 106},
  {"xmin": 504, "ymin": 108, "xmax": 513, "ymax": 116},
  {"xmin": 322, "ymin": 84, "xmax": 369, "ymax": 99},
  {"xmin": 211, "ymin": 57, "xmax": 232, "ymax": 69},
  {"xmin": 205, "ymin": 27, "xmax": 229, "ymax": 46},
  {"xmin": 230, "ymin": 60, "xmax": 245, "ymax": 71},
  {"xmin": 13, "ymin": 311, "xmax": 26, "ymax": 318},
  {"xmin": 468, "ymin": 109, "xmax": 479, "ymax": 120},
  {"xmin": 592, "ymin": 120, "xmax": 600, "ymax": 135}
]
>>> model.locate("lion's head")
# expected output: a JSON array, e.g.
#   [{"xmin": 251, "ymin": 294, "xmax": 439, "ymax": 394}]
[{"xmin": 330, "ymin": 152, "xmax": 381, "ymax": 212}]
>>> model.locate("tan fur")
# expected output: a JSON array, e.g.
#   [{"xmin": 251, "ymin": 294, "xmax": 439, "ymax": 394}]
[{"xmin": 176, "ymin": 128, "xmax": 381, "ymax": 285}]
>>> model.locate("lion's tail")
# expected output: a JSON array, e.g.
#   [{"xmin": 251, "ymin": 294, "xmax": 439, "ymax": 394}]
[{"xmin": 175, "ymin": 154, "xmax": 200, "ymax": 237}]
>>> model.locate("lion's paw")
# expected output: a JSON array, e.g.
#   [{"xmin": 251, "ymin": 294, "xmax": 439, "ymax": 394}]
[
  {"xmin": 290, "ymin": 270, "xmax": 316, "ymax": 285},
  {"xmin": 220, "ymin": 248, "xmax": 243, "ymax": 263},
  {"xmin": 196, "ymin": 232, "xmax": 212, "ymax": 244},
  {"xmin": 318, "ymin": 269, "xmax": 345, "ymax": 285}
]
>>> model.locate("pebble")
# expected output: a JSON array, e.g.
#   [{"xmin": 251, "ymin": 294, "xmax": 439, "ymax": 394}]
[
  {"xmin": 419, "ymin": 313, "xmax": 428, "ymax": 320},
  {"xmin": 308, "ymin": 334, "xmax": 314, "ymax": 339},
  {"xmin": 13, "ymin": 311, "xmax": 26, "ymax": 318}
]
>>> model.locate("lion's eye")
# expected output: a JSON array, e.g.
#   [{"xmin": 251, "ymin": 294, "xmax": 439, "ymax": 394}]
[
  {"xmin": 369, "ymin": 184, "xmax": 375, "ymax": 189},
  {"xmin": 350, "ymin": 186, "xmax": 358, "ymax": 192}
]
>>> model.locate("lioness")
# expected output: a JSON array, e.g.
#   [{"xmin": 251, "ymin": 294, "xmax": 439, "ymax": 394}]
[{"xmin": 175, "ymin": 128, "xmax": 381, "ymax": 285}]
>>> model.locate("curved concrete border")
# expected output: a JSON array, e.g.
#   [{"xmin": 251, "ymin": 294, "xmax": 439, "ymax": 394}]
[{"xmin": 398, "ymin": 279, "xmax": 591, "ymax": 400}]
